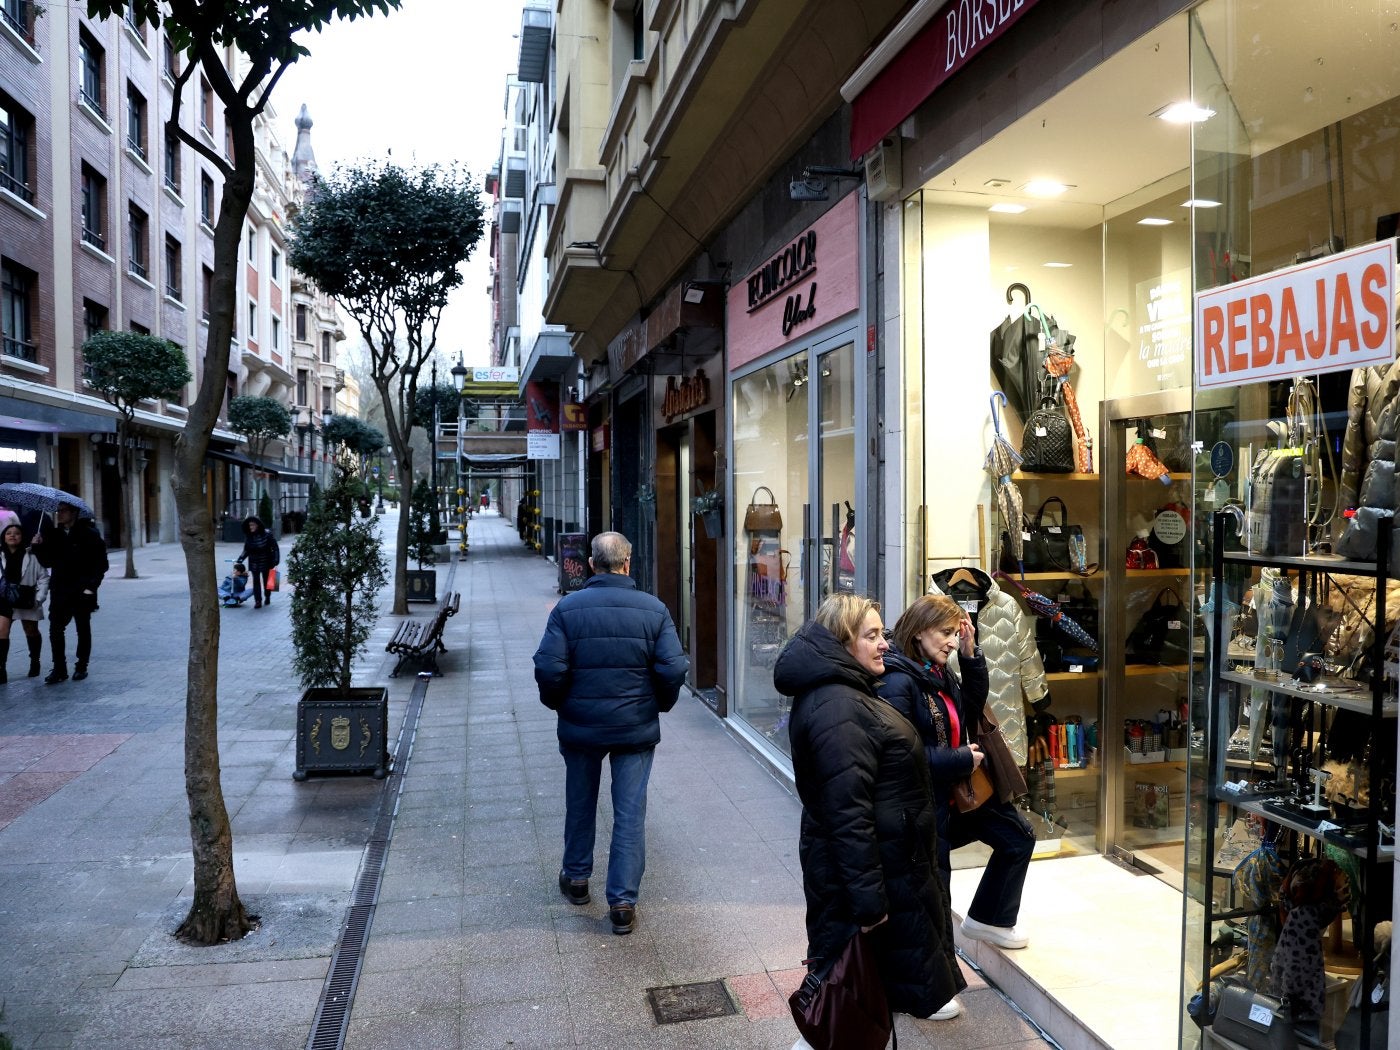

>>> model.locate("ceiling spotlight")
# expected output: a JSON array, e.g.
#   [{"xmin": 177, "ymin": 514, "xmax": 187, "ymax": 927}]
[
  {"xmin": 1137, "ymin": 217, "xmax": 1174, "ymax": 226},
  {"xmin": 1181, "ymin": 199, "xmax": 1223, "ymax": 209},
  {"xmin": 983, "ymin": 178, "xmax": 1011, "ymax": 189},
  {"xmin": 1154, "ymin": 101, "xmax": 1215, "ymax": 124},
  {"xmin": 1023, "ymin": 180, "xmax": 1071, "ymax": 197},
  {"xmin": 989, "ymin": 203, "xmax": 1027, "ymax": 214}
]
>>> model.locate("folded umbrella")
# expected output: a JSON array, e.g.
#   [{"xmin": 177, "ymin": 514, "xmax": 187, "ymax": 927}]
[
  {"xmin": 985, "ymin": 392, "xmax": 1025, "ymax": 572},
  {"xmin": 996, "ymin": 570, "xmax": 1098, "ymax": 651}
]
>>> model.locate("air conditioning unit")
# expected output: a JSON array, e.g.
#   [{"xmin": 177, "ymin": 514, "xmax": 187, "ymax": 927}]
[{"xmin": 864, "ymin": 136, "xmax": 902, "ymax": 203}]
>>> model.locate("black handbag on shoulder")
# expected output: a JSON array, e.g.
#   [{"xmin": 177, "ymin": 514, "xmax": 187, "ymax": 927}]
[{"xmin": 1020, "ymin": 384, "xmax": 1075, "ymax": 474}]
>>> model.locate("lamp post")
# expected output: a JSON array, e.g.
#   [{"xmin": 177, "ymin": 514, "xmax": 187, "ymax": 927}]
[
  {"xmin": 429, "ymin": 358, "xmax": 440, "ymax": 541},
  {"xmin": 451, "ymin": 354, "xmax": 469, "ymax": 556},
  {"xmin": 375, "ymin": 446, "xmax": 386, "ymax": 512}
]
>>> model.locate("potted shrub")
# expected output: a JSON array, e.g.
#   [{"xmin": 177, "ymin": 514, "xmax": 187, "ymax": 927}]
[
  {"xmin": 691, "ymin": 485, "xmax": 723, "ymax": 540},
  {"xmin": 405, "ymin": 478, "xmax": 437, "ymax": 603},
  {"xmin": 288, "ymin": 463, "xmax": 391, "ymax": 780}
]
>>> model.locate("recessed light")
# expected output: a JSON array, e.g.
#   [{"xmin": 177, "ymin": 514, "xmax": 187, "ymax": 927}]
[
  {"xmin": 983, "ymin": 178, "xmax": 1011, "ymax": 189},
  {"xmin": 1181, "ymin": 199, "xmax": 1222, "ymax": 208},
  {"xmin": 1154, "ymin": 101, "xmax": 1215, "ymax": 124},
  {"xmin": 1137, "ymin": 217, "xmax": 1174, "ymax": 226},
  {"xmin": 1023, "ymin": 180, "xmax": 1072, "ymax": 197},
  {"xmin": 989, "ymin": 203, "xmax": 1027, "ymax": 214},
  {"xmin": 1042, "ymin": 262, "xmax": 1073, "ymax": 269}
]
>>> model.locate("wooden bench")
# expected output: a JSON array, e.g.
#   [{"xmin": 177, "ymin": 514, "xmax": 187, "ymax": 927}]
[{"xmin": 386, "ymin": 591, "xmax": 461, "ymax": 677}]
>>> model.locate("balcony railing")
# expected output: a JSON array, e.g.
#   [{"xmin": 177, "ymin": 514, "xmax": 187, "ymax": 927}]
[
  {"xmin": 0, "ymin": 1, "xmax": 30, "ymax": 42},
  {"xmin": 164, "ymin": 173, "xmax": 179, "ymax": 195},
  {"xmin": 128, "ymin": 257, "xmax": 147, "ymax": 280},
  {"xmin": 127, "ymin": 137, "xmax": 146, "ymax": 161},
  {"xmin": 79, "ymin": 88, "xmax": 106, "ymax": 121},
  {"xmin": 0, "ymin": 167, "xmax": 33, "ymax": 204},
  {"xmin": 2, "ymin": 334, "xmax": 37, "ymax": 363},
  {"xmin": 81, "ymin": 225, "xmax": 106, "ymax": 251}
]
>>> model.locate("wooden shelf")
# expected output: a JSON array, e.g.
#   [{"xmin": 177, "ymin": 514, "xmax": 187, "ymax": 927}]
[
  {"xmin": 1046, "ymin": 670, "xmax": 1100, "ymax": 682},
  {"xmin": 1013, "ymin": 472, "xmax": 1099, "ymax": 481},
  {"xmin": 1127, "ymin": 472, "xmax": 1192, "ymax": 482},
  {"xmin": 1016, "ymin": 570, "xmax": 1102, "ymax": 581},
  {"xmin": 1125, "ymin": 663, "xmax": 1190, "ymax": 676},
  {"xmin": 1125, "ymin": 567, "xmax": 1192, "ymax": 578}
]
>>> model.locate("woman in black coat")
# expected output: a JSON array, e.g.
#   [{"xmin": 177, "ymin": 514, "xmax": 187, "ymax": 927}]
[
  {"xmin": 238, "ymin": 516, "xmax": 280, "ymax": 609},
  {"xmin": 774, "ymin": 592, "xmax": 965, "ymax": 1027},
  {"xmin": 881, "ymin": 593, "xmax": 1035, "ymax": 960}
]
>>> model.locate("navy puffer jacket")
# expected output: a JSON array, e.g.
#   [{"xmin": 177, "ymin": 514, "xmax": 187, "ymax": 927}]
[
  {"xmin": 878, "ymin": 647, "xmax": 989, "ymax": 807},
  {"xmin": 533, "ymin": 572, "xmax": 689, "ymax": 751},
  {"xmin": 774, "ymin": 620, "xmax": 965, "ymax": 1018}
]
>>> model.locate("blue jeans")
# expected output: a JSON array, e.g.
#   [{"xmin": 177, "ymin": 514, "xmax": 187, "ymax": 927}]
[{"xmin": 560, "ymin": 744, "xmax": 655, "ymax": 907}]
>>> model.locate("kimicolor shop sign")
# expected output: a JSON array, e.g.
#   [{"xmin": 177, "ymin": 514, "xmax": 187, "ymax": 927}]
[{"xmin": 1194, "ymin": 240, "xmax": 1396, "ymax": 389}]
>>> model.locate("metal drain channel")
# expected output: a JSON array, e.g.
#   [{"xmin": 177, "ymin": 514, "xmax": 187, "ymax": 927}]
[{"xmin": 305, "ymin": 562, "xmax": 456, "ymax": 1050}]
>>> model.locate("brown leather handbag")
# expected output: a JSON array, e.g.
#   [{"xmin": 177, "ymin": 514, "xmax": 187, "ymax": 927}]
[
  {"xmin": 977, "ymin": 711, "xmax": 1028, "ymax": 802},
  {"xmin": 744, "ymin": 486, "xmax": 782, "ymax": 532},
  {"xmin": 951, "ymin": 766, "xmax": 995, "ymax": 813}
]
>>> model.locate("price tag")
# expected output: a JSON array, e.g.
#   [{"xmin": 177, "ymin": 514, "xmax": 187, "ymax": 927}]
[
  {"xmin": 1168, "ymin": 620, "xmax": 1183, "ymax": 631},
  {"xmin": 1151, "ymin": 427, "xmax": 1167, "ymax": 439},
  {"xmin": 1048, "ymin": 526, "xmax": 1061, "ymax": 534},
  {"xmin": 1248, "ymin": 1003, "xmax": 1276, "ymax": 1026},
  {"xmin": 1035, "ymin": 426, "xmax": 1048, "ymax": 437},
  {"xmin": 1068, "ymin": 663, "xmax": 1086, "ymax": 673},
  {"xmin": 957, "ymin": 600, "xmax": 979, "ymax": 614},
  {"xmin": 1022, "ymin": 531, "xmax": 1032, "ymax": 541}
]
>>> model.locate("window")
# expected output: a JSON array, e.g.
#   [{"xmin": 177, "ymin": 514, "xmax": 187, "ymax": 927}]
[
  {"xmin": 1, "ymin": 0, "xmax": 33, "ymax": 43},
  {"xmin": 1, "ymin": 258, "xmax": 36, "ymax": 362},
  {"xmin": 296, "ymin": 368, "xmax": 308, "ymax": 407},
  {"xmin": 271, "ymin": 315, "xmax": 281, "ymax": 351},
  {"xmin": 320, "ymin": 331, "xmax": 332, "ymax": 363},
  {"xmin": 163, "ymin": 129, "xmax": 180, "ymax": 193},
  {"xmin": 80, "ymin": 163, "xmax": 106, "ymax": 250},
  {"xmin": 247, "ymin": 301, "xmax": 256, "ymax": 343},
  {"xmin": 246, "ymin": 225, "xmax": 256, "ymax": 263},
  {"xmin": 127, "ymin": 202, "xmax": 148, "ymax": 279},
  {"xmin": 162, "ymin": 34, "xmax": 178, "ymax": 79},
  {"xmin": 130, "ymin": 321, "xmax": 149, "ymax": 336},
  {"xmin": 270, "ymin": 247, "xmax": 280, "ymax": 280},
  {"xmin": 125, "ymin": 82, "xmax": 147, "ymax": 159},
  {"xmin": 78, "ymin": 29, "xmax": 105, "ymax": 118},
  {"xmin": 123, "ymin": 6, "xmax": 144, "ymax": 42},
  {"xmin": 295, "ymin": 303, "xmax": 307, "ymax": 341},
  {"xmin": 201, "ymin": 265, "xmax": 213, "ymax": 321},
  {"xmin": 164, "ymin": 235, "xmax": 181, "ymax": 300},
  {"xmin": 0, "ymin": 94, "xmax": 33, "ymax": 204},
  {"xmin": 83, "ymin": 299, "xmax": 108, "ymax": 343},
  {"xmin": 199, "ymin": 171, "xmax": 214, "ymax": 226},
  {"xmin": 198, "ymin": 76, "xmax": 213, "ymax": 132},
  {"xmin": 322, "ymin": 386, "xmax": 333, "ymax": 417}
]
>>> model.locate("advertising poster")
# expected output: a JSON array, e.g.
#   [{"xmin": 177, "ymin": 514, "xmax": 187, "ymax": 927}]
[{"xmin": 526, "ymin": 381, "xmax": 560, "ymax": 461}]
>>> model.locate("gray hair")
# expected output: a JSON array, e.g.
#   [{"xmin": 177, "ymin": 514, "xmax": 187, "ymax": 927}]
[{"xmin": 591, "ymin": 532, "xmax": 633, "ymax": 572}]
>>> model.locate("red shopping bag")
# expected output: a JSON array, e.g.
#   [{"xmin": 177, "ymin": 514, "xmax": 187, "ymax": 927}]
[{"xmin": 265, "ymin": 567, "xmax": 279, "ymax": 592}]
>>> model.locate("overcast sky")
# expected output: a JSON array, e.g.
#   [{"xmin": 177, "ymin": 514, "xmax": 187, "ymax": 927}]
[{"xmin": 274, "ymin": 0, "xmax": 526, "ymax": 370}]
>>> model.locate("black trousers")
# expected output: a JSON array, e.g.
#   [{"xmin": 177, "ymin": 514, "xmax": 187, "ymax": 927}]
[
  {"xmin": 49, "ymin": 596, "xmax": 94, "ymax": 670},
  {"xmin": 937, "ymin": 796, "xmax": 1035, "ymax": 928},
  {"xmin": 250, "ymin": 568, "xmax": 267, "ymax": 603}
]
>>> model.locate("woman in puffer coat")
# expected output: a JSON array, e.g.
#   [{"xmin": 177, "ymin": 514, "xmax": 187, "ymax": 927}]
[
  {"xmin": 774, "ymin": 592, "xmax": 965, "ymax": 1030},
  {"xmin": 238, "ymin": 516, "xmax": 280, "ymax": 609},
  {"xmin": 880, "ymin": 594, "xmax": 1035, "ymax": 982}
]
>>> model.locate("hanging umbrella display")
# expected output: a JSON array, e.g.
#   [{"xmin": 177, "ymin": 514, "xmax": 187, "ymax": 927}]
[
  {"xmin": 0, "ymin": 482, "xmax": 95, "ymax": 519},
  {"xmin": 985, "ymin": 392, "xmax": 1025, "ymax": 573},
  {"xmin": 995, "ymin": 570, "xmax": 1099, "ymax": 651},
  {"xmin": 1038, "ymin": 316, "xmax": 1090, "ymax": 474},
  {"xmin": 1126, "ymin": 420, "xmax": 1174, "ymax": 484}
]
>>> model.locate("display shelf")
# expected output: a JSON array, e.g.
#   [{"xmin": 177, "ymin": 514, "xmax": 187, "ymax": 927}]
[
  {"xmin": 1220, "ymin": 797, "xmax": 1396, "ymax": 862},
  {"xmin": 1217, "ymin": 668, "xmax": 1398, "ymax": 717},
  {"xmin": 1124, "ymin": 663, "xmax": 1190, "ymax": 676},
  {"xmin": 1125, "ymin": 567, "xmax": 1193, "ymax": 578},
  {"xmin": 1012, "ymin": 471, "xmax": 1099, "ymax": 481},
  {"xmin": 1015, "ymin": 570, "xmax": 1103, "ymax": 581},
  {"xmin": 1221, "ymin": 549, "xmax": 1382, "ymax": 576},
  {"xmin": 1045, "ymin": 670, "xmax": 1100, "ymax": 682},
  {"xmin": 1127, "ymin": 472, "xmax": 1192, "ymax": 482}
]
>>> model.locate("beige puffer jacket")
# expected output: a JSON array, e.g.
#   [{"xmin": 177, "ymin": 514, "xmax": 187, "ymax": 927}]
[{"xmin": 929, "ymin": 567, "xmax": 1047, "ymax": 766}]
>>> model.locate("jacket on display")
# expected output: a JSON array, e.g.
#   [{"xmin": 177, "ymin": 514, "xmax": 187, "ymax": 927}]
[
  {"xmin": 1340, "ymin": 358, "xmax": 1400, "ymax": 514},
  {"xmin": 774, "ymin": 619, "xmax": 965, "ymax": 1019},
  {"xmin": 533, "ymin": 572, "xmax": 689, "ymax": 752},
  {"xmin": 928, "ymin": 567, "xmax": 1047, "ymax": 767}
]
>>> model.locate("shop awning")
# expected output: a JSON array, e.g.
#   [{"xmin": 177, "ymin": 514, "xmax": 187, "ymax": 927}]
[
  {"xmin": 205, "ymin": 447, "xmax": 259, "ymax": 470},
  {"xmin": 205, "ymin": 447, "xmax": 316, "ymax": 484}
]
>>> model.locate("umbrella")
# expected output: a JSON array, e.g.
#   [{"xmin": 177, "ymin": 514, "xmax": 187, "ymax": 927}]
[
  {"xmin": 0, "ymin": 482, "xmax": 94, "ymax": 519},
  {"xmin": 1038, "ymin": 319, "xmax": 1090, "ymax": 474},
  {"xmin": 995, "ymin": 570, "xmax": 1099, "ymax": 651},
  {"xmin": 985, "ymin": 392, "xmax": 1025, "ymax": 572},
  {"xmin": 1126, "ymin": 419, "xmax": 1173, "ymax": 485}
]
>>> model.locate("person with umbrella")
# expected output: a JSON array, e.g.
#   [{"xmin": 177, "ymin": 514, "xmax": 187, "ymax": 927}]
[{"xmin": 31, "ymin": 498, "xmax": 108, "ymax": 684}]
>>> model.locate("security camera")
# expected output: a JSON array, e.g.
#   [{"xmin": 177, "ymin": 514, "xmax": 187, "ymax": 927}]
[{"xmin": 789, "ymin": 177, "xmax": 829, "ymax": 202}]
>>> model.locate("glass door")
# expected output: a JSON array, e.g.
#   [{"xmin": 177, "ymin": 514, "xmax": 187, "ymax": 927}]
[{"xmin": 815, "ymin": 343, "xmax": 857, "ymax": 602}]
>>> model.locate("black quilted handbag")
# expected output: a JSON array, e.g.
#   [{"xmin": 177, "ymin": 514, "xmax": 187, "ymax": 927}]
[{"xmin": 1020, "ymin": 385, "xmax": 1074, "ymax": 474}]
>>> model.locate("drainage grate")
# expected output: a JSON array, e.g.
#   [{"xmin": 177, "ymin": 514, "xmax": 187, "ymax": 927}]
[{"xmin": 646, "ymin": 980, "xmax": 738, "ymax": 1025}]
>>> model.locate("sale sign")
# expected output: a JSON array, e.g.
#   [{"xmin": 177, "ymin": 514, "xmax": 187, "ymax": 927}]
[{"xmin": 1194, "ymin": 240, "xmax": 1395, "ymax": 389}]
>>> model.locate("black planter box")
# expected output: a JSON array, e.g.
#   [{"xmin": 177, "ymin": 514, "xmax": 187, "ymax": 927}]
[
  {"xmin": 406, "ymin": 568, "xmax": 437, "ymax": 603},
  {"xmin": 294, "ymin": 687, "xmax": 390, "ymax": 781}
]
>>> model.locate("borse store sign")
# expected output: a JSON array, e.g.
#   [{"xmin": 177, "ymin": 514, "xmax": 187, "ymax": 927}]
[{"xmin": 1194, "ymin": 240, "xmax": 1396, "ymax": 388}]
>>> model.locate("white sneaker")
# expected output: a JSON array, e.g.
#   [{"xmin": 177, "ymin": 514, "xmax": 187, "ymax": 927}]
[
  {"xmin": 961, "ymin": 915, "xmax": 1030, "ymax": 950},
  {"xmin": 925, "ymin": 997, "xmax": 962, "ymax": 1021}
]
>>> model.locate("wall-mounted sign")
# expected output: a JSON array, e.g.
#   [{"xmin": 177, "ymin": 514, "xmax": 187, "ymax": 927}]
[
  {"xmin": 591, "ymin": 424, "xmax": 610, "ymax": 453},
  {"xmin": 660, "ymin": 369, "xmax": 712, "ymax": 423},
  {"xmin": 1194, "ymin": 239, "xmax": 1396, "ymax": 389},
  {"xmin": 561, "ymin": 402, "xmax": 587, "ymax": 431},
  {"xmin": 526, "ymin": 381, "xmax": 560, "ymax": 460},
  {"xmin": 747, "ymin": 231, "xmax": 817, "ymax": 312},
  {"xmin": 0, "ymin": 446, "xmax": 37, "ymax": 464},
  {"xmin": 472, "ymin": 366, "xmax": 519, "ymax": 383}
]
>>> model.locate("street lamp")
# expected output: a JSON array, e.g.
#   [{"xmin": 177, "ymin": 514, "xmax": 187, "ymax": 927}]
[
  {"xmin": 375, "ymin": 445, "xmax": 386, "ymax": 512},
  {"xmin": 429, "ymin": 358, "xmax": 440, "ymax": 541},
  {"xmin": 451, "ymin": 353, "xmax": 468, "ymax": 515}
]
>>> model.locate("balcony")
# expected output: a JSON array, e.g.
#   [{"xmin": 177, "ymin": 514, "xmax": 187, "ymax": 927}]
[
  {"xmin": 0, "ymin": 167, "xmax": 33, "ymax": 205},
  {"xmin": 81, "ymin": 225, "xmax": 106, "ymax": 251},
  {"xmin": 2, "ymin": 334, "xmax": 37, "ymax": 363},
  {"xmin": 1, "ymin": 1, "xmax": 32, "ymax": 44},
  {"xmin": 128, "ymin": 258, "xmax": 147, "ymax": 280},
  {"xmin": 78, "ymin": 88, "xmax": 106, "ymax": 122}
]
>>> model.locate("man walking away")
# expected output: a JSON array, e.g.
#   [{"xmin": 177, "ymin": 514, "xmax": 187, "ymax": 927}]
[
  {"xmin": 32, "ymin": 500, "xmax": 109, "ymax": 684},
  {"xmin": 533, "ymin": 531, "xmax": 688, "ymax": 935}
]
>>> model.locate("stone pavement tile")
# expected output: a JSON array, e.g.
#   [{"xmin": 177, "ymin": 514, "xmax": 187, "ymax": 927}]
[
  {"xmin": 113, "ymin": 956, "xmax": 327, "ymax": 989},
  {"xmin": 452, "ymin": 1000, "xmax": 576, "ymax": 1050},
  {"xmin": 21, "ymin": 734, "xmax": 131, "ymax": 771},
  {"xmin": 343, "ymin": 1008, "xmax": 460, "ymax": 1050},
  {"xmin": 359, "ymin": 929, "xmax": 463, "ymax": 974},
  {"xmin": 0, "ymin": 770, "xmax": 79, "ymax": 828},
  {"xmin": 462, "ymin": 952, "xmax": 568, "ymax": 1005},
  {"xmin": 458, "ymin": 859, "xmax": 538, "ymax": 899},
  {"xmin": 558, "ymin": 938, "xmax": 669, "ymax": 997},
  {"xmin": 727, "ymin": 969, "xmax": 790, "ymax": 1021},
  {"xmin": 345, "ymin": 963, "xmax": 461, "ymax": 1018},
  {"xmin": 370, "ymin": 895, "xmax": 465, "ymax": 936}
]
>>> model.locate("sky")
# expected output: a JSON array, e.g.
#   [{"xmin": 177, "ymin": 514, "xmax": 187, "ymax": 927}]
[{"xmin": 273, "ymin": 0, "xmax": 526, "ymax": 370}]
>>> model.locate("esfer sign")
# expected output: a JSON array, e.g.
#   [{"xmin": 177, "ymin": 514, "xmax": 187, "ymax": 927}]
[{"xmin": 1194, "ymin": 239, "xmax": 1396, "ymax": 389}]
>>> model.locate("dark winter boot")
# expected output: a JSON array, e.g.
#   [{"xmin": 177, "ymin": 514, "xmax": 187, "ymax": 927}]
[
  {"xmin": 0, "ymin": 638, "xmax": 8, "ymax": 684},
  {"xmin": 26, "ymin": 634, "xmax": 40, "ymax": 677}
]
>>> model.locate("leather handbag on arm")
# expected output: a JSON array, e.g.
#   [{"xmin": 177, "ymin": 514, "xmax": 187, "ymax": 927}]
[
  {"xmin": 743, "ymin": 486, "xmax": 782, "ymax": 533},
  {"xmin": 976, "ymin": 710, "xmax": 1029, "ymax": 802},
  {"xmin": 789, "ymin": 929, "xmax": 893, "ymax": 1050}
]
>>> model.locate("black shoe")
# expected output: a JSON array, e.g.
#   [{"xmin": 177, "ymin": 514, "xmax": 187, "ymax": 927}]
[
  {"xmin": 254, "ymin": 601, "xmax": 263, "ymax": 608},
  {"xmin": 27, "ymin": 662, "xmax": 39, "ymax": 678},
  {"xmin": 609, "ymin": 904, "xmax": 635, "ymax": 935},
  {"xmin": 44, "ymin": 669, "xmax": 68, "ymax": 685},
  {"xmin": 73, "ymin": 666, "xmax": 88, "ymax": 681},
  {"xmin": 558, "ymin": 872, "xmax": 590, "ymax": 906}
]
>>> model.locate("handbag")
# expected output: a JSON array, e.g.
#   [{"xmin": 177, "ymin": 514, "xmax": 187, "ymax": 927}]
[
  {"xmin": 11, "ymin": 583, "xmax": 36, "ymax": 610},
  {"xmin": 743, "ymin": 486, "xmax": 782, "ymax": 533},
  {"xmin": 789, "ymin": 929, "xmax": 892, "ymax": 1050},
  {"xmin": 1126, "ymin": 588, "xmax": 1191, "ymax": 665},
  {"xmin": 951, "ymin": 765, "xmax": 995, "ymax": 813},
  {"xmin": 1023, "ymin": 497, "xmax": 1092, "ymax": 574},
  {"xmin": 1020, "ymin": 383, "xmax": 1075, "ymax": 474},
  {"xmin": 1212, "ymin": 981, "xmax": 1300, "ymax": 1050},
  {"xmin": 976, "ymin": 710, "xmax": 1028, "ymax": 802}
]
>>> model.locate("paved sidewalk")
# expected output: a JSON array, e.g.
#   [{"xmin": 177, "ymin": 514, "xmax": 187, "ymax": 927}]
[{"xmin": 0, "ymin": 509, "xmax": 1048, "ymax": 1049}]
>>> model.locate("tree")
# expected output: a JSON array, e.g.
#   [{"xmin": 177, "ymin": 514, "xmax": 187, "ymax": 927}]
[
  {"xmin": 85, "ymin": 0, "xmax": 404, "ymax": 946},
  {"xmin": 286, "ymin": 465, "xmax": 387, "ymax": 694},
  {"xmin": 412, "ymin": 380, "xmax": 460, "ymax": 427},
  {"xmin": 288, "ymin": 162, "xmax": 484, "ymax": 614},
  {"xmin": 408, "ymin": 478, "xmax": 436, "ymax": 570},
  {"xmin": 82, "ymin": 331, "xmax": 193, "ymax": 579},
  {"xmin": 227, "ymin": 395, "xmax": 292, "ymax": 468},
  {"xmin": 323, "ymin": 414, "xmax": 385, "ymax": 478}
]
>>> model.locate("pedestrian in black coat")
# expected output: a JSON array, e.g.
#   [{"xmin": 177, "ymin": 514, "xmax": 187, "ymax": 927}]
[
  {"xmin": 238, "ymin": 515, "xmax": 280, "ymax": 609},
  {"xmin": 774, "ymin": 593, "xmax": 965, "ymax": 1025},
  {"xmin": 32, "ymin": 501, "xmax": 108, "ymax": 684},
  {"xmin": 881, "ymin": 593, "xmax": 1035, "ymax": 959}
]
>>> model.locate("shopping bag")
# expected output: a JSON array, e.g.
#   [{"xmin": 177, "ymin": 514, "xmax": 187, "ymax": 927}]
[{"xmin": 266, "ymin": 567, "xmax": 280, "ymax": 592}]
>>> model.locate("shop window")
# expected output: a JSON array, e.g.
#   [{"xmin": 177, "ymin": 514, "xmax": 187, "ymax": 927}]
[{"xmin": 0, "ymin": 93, "xmax": 34, "ymax": 204}]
